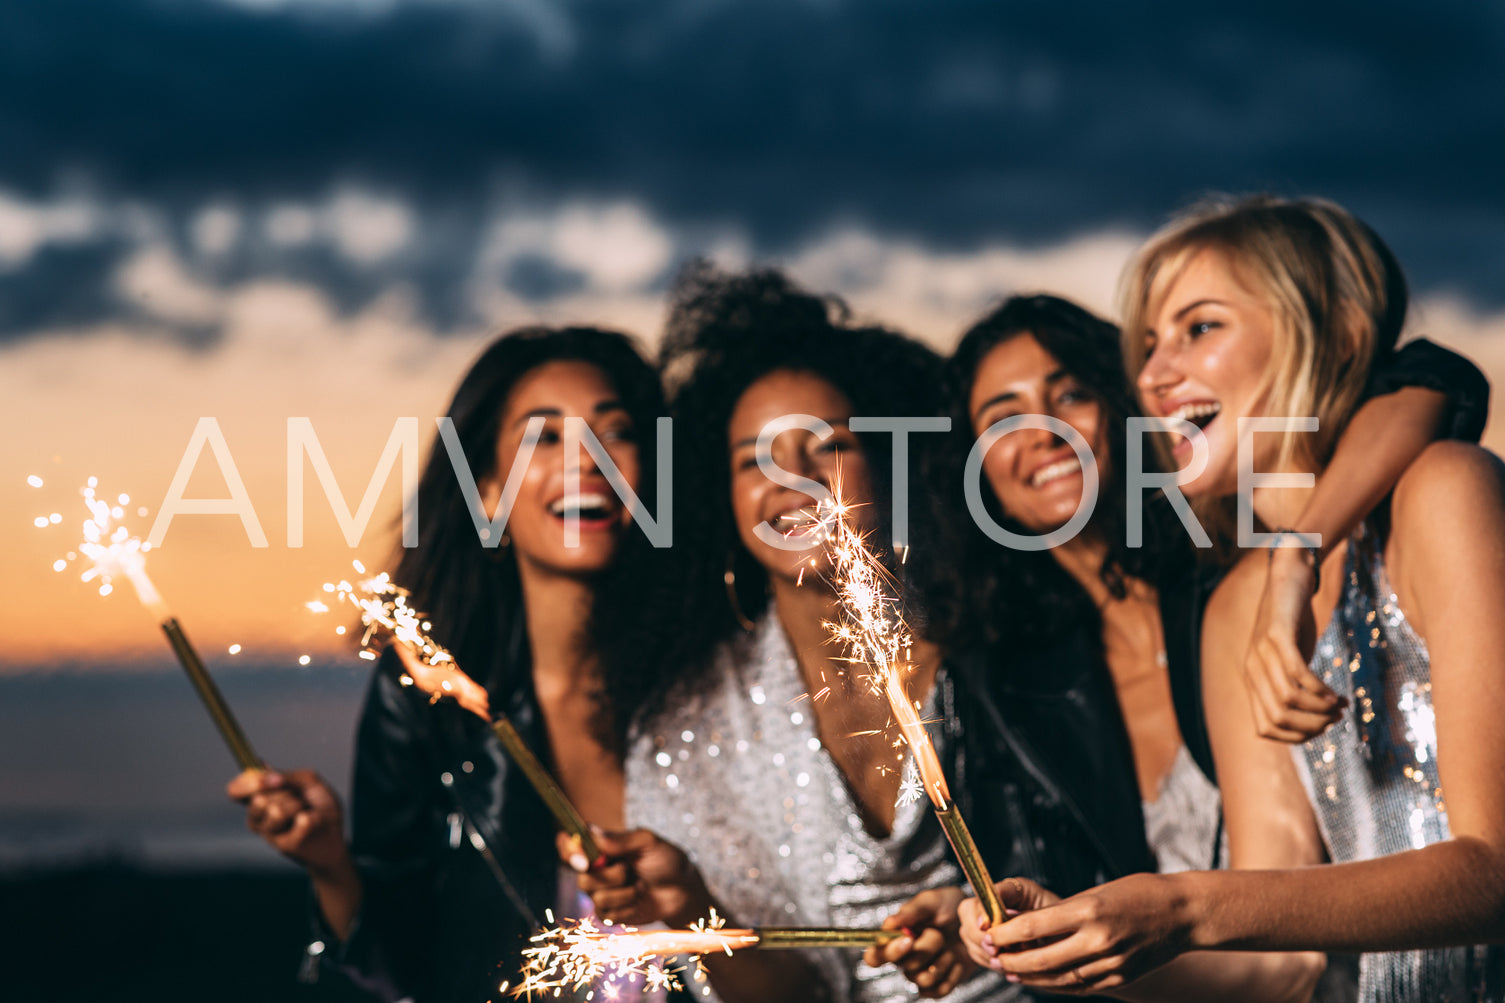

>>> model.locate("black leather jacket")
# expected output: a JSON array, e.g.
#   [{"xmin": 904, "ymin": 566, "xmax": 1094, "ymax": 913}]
[
  {"xmin": 946, "ymin": 633, "xmax": 1155, "ymax": 900},
  {"xmin": 311, "ymin": 634, "xmax": 561, "ymax": 1002}
]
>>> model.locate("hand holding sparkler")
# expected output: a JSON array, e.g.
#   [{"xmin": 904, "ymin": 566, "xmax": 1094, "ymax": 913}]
[
  {"xmin": 560, "ymin": 826, "xmax": 711, "ymax": 927},
  {"xmin": 957, "ymin": 876, "xmax": 1054, "ymax": 974},
  {"xmin": 226, "ymin": 767, "xmax": 364, "ymax": 939},
  {"xmin": 863, "ymin": 886, "xmax": 976, "ymax": 999}
]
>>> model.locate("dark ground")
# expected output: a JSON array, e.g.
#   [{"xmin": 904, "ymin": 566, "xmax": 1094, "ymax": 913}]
[{"xmin": 2, "ymin": 863, "xmax": 377, "ymax": 1003}]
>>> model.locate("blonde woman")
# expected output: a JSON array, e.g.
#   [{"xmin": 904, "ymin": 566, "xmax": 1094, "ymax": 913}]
[{"xmin": 961, "ymin": 197, "xmax": 1505, "ymax": 1002}]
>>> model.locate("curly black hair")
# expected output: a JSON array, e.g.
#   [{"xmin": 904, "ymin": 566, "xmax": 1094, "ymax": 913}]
[
  {"xmin": 392, "ymin": 325, "xmax": 665, "ymax": 704},
  {"xmin": 914, "ymin": 294, "xmax": 1184, "ymax": 655},
  {"xmin": 596, "ymin": 262, "xmax": 946, "ymax": 736}
]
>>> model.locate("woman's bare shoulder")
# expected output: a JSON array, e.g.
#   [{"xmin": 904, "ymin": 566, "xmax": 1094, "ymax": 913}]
[{"xmin": 1391, "ymin": 441, "xmax": 1505, "ymax": 534}]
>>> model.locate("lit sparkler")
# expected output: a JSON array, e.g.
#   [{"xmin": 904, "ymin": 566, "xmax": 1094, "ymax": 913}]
[
  {"xmin": 313, "ymin": 563, "xmax": 601, "ymax": 868},
  {"xmin": 514, "ymin": 909, "xmax": 898, "ymax": 998},
  {"xmin": 809, "ymin": 494, "xmax": 1006, "ymax": 925},
  {"xmin": 44, "ymin": 478, "xmax": 263, "ymax": 771}
]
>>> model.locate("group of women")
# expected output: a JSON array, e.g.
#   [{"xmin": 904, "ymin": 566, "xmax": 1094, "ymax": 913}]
[{"xmin": 227, "ymin": 195, "xmax": 1505, "ymax": 1003}]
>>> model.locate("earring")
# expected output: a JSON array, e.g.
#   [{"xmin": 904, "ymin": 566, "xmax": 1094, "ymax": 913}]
[
  {"xmin": 724, "ymin": 551, "xmax": 756, "ymax": 632},
  {"xmin": 481, "ymin": 526, "xmax": 511, "ymax": 556}
]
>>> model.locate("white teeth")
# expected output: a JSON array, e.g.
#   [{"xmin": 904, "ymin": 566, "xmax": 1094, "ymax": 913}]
[
  {"xmin": 1030, "ymin": 457, "xmax": 1081, "ymax": 488},
  {"xmin": 1168, "ymin": 401, "xmax": 1222, "ymax": 424},
  {"xmin": 549, "ymin": 492, "xmax": 611, "ymax": 515},
  {"xmin": 771, "ymin": 511, "xmax": 819, "ymax": 531}
]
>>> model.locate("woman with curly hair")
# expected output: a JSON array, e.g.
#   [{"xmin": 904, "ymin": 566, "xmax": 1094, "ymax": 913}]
[{"xmin": 579, "ymin": 264, "xmax": 1136, "ymax": 1003}]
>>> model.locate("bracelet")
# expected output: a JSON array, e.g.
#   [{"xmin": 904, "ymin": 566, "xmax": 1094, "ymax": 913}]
[{"xmin": 1268, "ymin": 527, "xmax": 1322, "ymax": 591}]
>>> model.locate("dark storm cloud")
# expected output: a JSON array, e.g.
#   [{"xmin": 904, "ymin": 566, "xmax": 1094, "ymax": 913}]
[{"xmin": 2, "ymin": 0, "xmax": 1504, "ymax": 338}]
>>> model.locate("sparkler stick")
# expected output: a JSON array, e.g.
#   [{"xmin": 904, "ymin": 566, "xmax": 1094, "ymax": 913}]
[
  {"xmin": 49, "ymin": 480, "xmax": 264, "ymax": 771},
  {"xmin": 513, "ymin": 911, "xmax": 899, "ymax": 997},
  {"xmin": 812, "ymin": 495, "xmax": 1006, "ymax": 925},
  {"xmin": 316, "ymin": 565, "xmax": 601, "ymax": 867}
]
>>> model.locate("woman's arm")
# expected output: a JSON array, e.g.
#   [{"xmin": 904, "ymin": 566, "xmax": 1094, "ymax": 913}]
[
  {"xmin": 1244, "ymin": 385, "xmax": 1451, "ymax": 742},
  {"xmin": 976, "ymin": 448, "xmax": 1505, "ymax": 989},
  {"xmin": 227, "ymin": 767, "xmax": 361, "ymax": 936},
  {"xmin": 1172, "ymin": 447, "xmax": 1505, "ymax": 950}
]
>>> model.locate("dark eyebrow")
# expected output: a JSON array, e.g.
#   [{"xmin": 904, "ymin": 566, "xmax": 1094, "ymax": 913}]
[
  {"xmin": 1172, "ymin": 298, "xmax": 1227, "ymax": 322},
  {"xmin": 511, "ymin": 399, "xmax": 626, "ymax": 429},
  {"xmin": 971, "ymin": 369, "xmax": 1072, "ymax": 422},
  {"xmin": 731, "ymin": 417, "xmax": 852, "ymax": 451}
]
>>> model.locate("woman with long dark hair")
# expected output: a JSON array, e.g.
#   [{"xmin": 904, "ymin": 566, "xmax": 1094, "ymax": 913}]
[
  {"xmin": 228, "ymin": 326, "xmax": 669, "ymax": 1001},
  {"xmin": 917, "ymin": 281, "xmax": 1484, "ymax": 1001}
]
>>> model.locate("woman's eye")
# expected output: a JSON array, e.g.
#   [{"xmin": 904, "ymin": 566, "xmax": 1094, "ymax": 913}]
[
  {"xmin": 1188, "ymin": 320, "xmax": 1220, "ymax": 337},
  {"xmin": 535, "ymin": 428, "xmax": 562, "ymax": 446},
  {"xmin": 735, "ymin": 454, "xmax": 761, "ymax": 472},
  {"xmin": 599, "ymin": 425, "xmax": 636, "ymax": 443}
]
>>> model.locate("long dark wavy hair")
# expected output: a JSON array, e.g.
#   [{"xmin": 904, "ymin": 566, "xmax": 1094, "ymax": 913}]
[
  {"xmin": 597, "ymin": 262, "xmax": 945, "ymax": 733},
  {"xmin": 917, "ymin": 294, "xmax": 1182, "ymax": 655},
  {"xmin": 391, "ymin": 325, "xmax": 665, "ymax": 706}
]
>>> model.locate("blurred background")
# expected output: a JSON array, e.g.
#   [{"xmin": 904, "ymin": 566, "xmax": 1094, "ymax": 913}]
[{"xmin": 2, "ymin": 1, "xmax": 1503, "ymax": 998}]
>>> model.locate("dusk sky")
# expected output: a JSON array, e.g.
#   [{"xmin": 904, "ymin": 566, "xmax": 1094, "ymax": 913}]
[{"xmin": 2, "ymin": 0, "xmax": 1503, "ymax": 863}]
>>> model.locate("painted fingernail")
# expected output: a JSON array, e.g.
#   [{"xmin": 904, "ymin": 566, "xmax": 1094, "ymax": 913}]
[
  {"xmin": 569, "ymin": 852, "xmax": 589, "ymax": 872},
  {"xmin": 1005, "ymin": 908, "xmax": 1020, "ymax": 917},
  {"xmin": 891, "ymin": 937, "xmax": 913, "ymax": 954},
  {"xmin": 980, "ymin": 935, "xmax": 993, "ymax": 951},
  {"xmin": 1005, "ymin": 974, "xmax": 1021, "ymax": 984},
  {"xmin": 263, "ymin": 772, "xmax": 284, "ymax": 786}
]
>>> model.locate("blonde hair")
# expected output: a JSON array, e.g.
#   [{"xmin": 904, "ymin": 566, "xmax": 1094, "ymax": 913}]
[{"xmin": 1120, "ymin": 195, "xmax": 1408, "ymax": 481}]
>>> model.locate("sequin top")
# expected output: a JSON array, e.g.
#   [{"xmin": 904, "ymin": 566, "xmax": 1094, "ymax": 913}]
[
  {"xmin": 1142, "ymin": 744, "xmax": 1223, "ymax": 874},
  {"xmin": 1293, "ymin": 527, "xmax": 1504, "ymax": 1002},
  {"xmin": 627, "ymin": 613, "xmax": 1015, "ymax": 1003}
]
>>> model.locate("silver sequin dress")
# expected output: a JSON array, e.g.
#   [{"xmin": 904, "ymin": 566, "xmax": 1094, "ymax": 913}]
[
  {"xmin": 627, "ymin": 613, "xmax": 1015, "ymax": 1003},
  {"xmin": 1293, "ymin": 527, "xmax": 1504, "ymax": 1002}
]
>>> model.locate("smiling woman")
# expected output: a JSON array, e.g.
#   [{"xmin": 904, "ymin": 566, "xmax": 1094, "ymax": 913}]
[
  {"xmin": 958, "ymin": 198, "xmax": 1505, "ymax": 1003},
  {"xmin": 578, "ymin": 264, "xmax": 1034, "ymax": 1003},
  {"xmin": 226, "ymin": 325, "xmax": 670, "ymax": 1003}
]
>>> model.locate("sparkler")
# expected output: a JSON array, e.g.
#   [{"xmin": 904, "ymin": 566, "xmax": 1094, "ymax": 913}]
[
  {"xmin": 314, "ymin": 564, "xmax": 601, "ymax": 868},
  {"xmin": 46, "ymin": 478, "xmax": 263, "ymax": 771},
  {"xmin": 513, "ymin": 910, "xmax": 899, "ymax": 998},
  {"xmin": 810, "ymin": 494, "xmax": 1006, "ymax": 925}
]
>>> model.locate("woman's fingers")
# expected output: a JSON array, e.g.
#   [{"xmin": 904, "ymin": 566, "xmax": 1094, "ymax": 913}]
[
  {"xmin": 587, "ymin": 886, "xmax": 640, "ymax": 914},
  {"xmin": 897, "ymin": 928, "xmax": 947, "ymax": 973},
  {"xmin": 984, "ymin": 900, "xmax": 1080, "ymax": 952},
  {"xmin": 991, "ymin": 929, "xmax": 1105, "ymax": 979},
  {"xmin": 997, "ymin": 876, "xmax": 1058, "ymax": 911}
]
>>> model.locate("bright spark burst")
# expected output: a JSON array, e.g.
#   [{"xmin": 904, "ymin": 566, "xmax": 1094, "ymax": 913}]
[
  {"xmin": 312, "ymin": 562, "xmax": 455, "ymax": 665},
  {"xmin": 38, "ymin": 477, "xmax": 168, "ymax": 619},
  {"xmin": 513, "ymin": 911, "xmax": 748, "ymax": 998},
  {"xmin": 310, "ymin": 562, "xmax": 490, "ymax": 716},
  {"xmin": 808, "ymin": 493, "xmax": 953, "ymax": 811},
  {"xmin": 897, "ymin": 769, "xmax": 926, "ymax": 806}
]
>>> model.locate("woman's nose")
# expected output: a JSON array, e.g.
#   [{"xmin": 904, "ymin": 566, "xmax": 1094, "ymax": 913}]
[
  {"xmin": 1137, "ymin": 340, "xmax": 1179, "ymax": 401},
  {"xmin": 566, "ymin": 421, "xmax": 603, "ymax": 475}
]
